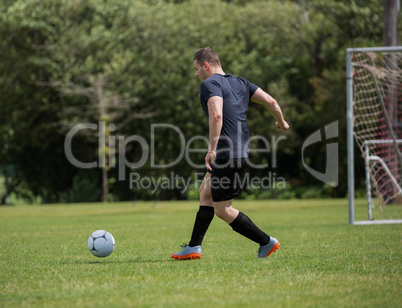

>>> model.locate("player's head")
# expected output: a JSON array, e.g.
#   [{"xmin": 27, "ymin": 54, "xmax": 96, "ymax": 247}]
[
  {"xmin": 193, "ymin": 47, "xmax": 221, "ymax": 67},
  {"xmin": 193, "ymin": 47, "xmax": 221, "ymax": 81}
]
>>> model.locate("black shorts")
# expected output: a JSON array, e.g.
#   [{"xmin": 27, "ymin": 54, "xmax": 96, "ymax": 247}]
[{"xmin": 207, "ymin": 158, "xmax": 247, "ymax": 202}]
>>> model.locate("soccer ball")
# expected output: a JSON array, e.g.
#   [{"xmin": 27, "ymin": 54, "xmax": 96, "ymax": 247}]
[{"xmin": 88, "ymin": 230, "xmax": 115, "ymax": 257}]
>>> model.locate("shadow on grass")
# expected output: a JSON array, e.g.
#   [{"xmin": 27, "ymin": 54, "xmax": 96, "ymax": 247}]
[
  {"xmin": 85, "ymin": 259, "xmax": 176, "ymax": 264},
  {"xmin": 59, "ymin": 258, "xmax": 178, "ymax": 265}
]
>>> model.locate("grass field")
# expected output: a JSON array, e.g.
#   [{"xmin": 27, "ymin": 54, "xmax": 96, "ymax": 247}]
[{"xmin": 0, "ymin": 199, "xmax": 401, "ymax": 307}]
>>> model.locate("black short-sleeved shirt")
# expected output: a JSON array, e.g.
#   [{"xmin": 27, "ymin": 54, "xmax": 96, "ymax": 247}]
[{"xmin": 200, "ymin": 73, "xmax": 258, "ymax": 160}]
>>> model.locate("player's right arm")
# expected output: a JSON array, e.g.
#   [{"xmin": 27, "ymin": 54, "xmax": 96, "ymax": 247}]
[
  {"xmin": 251, "ymin": 87, "xmax": 289, "ymax": 131},
  {"xmin": 205, "ymin": 95, "xmax": 223, "ymax": 170}
]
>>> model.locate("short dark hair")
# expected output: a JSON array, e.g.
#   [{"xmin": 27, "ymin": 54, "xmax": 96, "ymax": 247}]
[{"xmin": 193, "ymin": 47, "xmax": 221, "ymax": 67}]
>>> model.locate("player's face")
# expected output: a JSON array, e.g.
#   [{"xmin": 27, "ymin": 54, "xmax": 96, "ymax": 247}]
[{"xmin": 194, "ymin": 60, "xmax": 208, "ymax": 81}]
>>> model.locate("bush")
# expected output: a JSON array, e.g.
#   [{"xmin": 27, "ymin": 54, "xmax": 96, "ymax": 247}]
[{"xmin": 60, "ymin": 172, "xmax": 101, "ymax": 203}]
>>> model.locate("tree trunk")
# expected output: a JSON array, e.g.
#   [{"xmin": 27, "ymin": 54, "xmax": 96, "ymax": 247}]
[
  {"xmin": 96, "ymin": 75, "xmax": 109, "ymax": 203},
  {"xmin": 383, "ymin": 0, "xmax": 398, "ymax": 47},
  {"xmin": 102, "ymin": 166, "xmax": 109, "ymax": 203}
]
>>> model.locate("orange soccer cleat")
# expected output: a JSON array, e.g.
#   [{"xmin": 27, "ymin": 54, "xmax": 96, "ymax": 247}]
[
  {"xmin": 257, "ymin": 237, "xmax": 280, "ymax": 258},
  {"xmin": 171, "ymin": 243, "xmax": 202, "ymax": 260}
]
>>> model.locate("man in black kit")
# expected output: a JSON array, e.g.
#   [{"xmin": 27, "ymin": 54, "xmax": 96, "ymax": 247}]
[{"xmin": 172, "ymin": 47, "xmax": 289, "ymax": 260}]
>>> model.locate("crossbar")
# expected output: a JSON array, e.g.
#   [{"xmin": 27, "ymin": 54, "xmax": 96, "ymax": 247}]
[{"xmin": 347, "ymin": 46, "xmax": 402, "ymax": 53}]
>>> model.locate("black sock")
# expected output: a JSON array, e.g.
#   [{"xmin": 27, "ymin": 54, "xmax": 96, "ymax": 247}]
[
  {"xmin": 188, "ymin": 206, "xmax": 215, "ymax": 247},
  {"xmin": 229, "ymin": 212, "xmax": 270, "ymax": 246}
]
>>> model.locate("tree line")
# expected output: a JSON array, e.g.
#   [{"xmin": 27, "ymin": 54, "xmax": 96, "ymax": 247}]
[{"xmin": 0, "ymin": 0, "xmax": 397, "ymax": 203}]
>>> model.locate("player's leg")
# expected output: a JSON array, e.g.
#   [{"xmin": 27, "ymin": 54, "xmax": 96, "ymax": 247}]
[
  {"xmin": 211, "ymin": 199, "xmax": 238, "ymax": 223},
  {"xmin": 171, "ymin": 173, "xmax": 214, "ymax": 260},
  {"xmin": 213, "ymin": 199, "xmax": 268, "ymax": 244},
  {"xmin": 213, "ymin": 199, "xmax": 280, "ymax": 258},
  {"xmin": 211, "ymin": 157, "xmax": 280, "ymax": 258},
  {"xmin": 188, "ymin": 173, "xmax": 215, "ymax": 247}
]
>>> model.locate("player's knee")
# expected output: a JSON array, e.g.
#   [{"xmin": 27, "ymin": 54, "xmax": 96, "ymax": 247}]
[
  {"xmin": 214, "ymin": 206, "xmax": 227, "ymax": 220},
  {"xmin": 214, "ymin": 207, "xmax": 223, "ymax": 219}
]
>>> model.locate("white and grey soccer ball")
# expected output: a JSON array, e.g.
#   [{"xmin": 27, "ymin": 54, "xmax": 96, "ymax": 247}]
[{"xmin": 88, "ymin": 230, "xmax": 115, "ymax": 257}]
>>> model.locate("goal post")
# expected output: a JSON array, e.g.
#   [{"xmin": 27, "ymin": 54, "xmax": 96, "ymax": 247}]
[{"xmin": 347, "ymin": 46, "xmax": 402, "ymax": 225}]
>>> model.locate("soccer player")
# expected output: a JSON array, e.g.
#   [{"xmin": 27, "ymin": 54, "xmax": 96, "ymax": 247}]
[{"xmin": 171, "ymin": 47, "xmax": 289, "ymax": 260}]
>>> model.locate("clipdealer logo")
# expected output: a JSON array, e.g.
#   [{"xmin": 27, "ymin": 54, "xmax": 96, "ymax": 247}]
[
  {"xmin": 301, "ymin": 121, "xmax": 339, "ymax": 187},
  {"xmin": 64, "ymin": 120, "xmax": 339, "ymax": 190}
]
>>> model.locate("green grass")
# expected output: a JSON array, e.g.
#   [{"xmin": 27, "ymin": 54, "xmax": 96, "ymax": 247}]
[{"xmin": 0, "ymin": 199, "xmax": 401, "ymax": 307}]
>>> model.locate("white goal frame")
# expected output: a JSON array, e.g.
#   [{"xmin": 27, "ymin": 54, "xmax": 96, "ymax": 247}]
[{"xmin": 347, "ymin": 46, "xmax": 402, "ymax": 225}]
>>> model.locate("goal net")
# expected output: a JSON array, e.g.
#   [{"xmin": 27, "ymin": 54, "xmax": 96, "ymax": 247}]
[{"xmin": 347, "ymin": 46, "xmax": 402, "ymax": 224}]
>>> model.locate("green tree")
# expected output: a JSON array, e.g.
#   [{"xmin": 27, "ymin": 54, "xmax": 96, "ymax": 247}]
[{"xmin": 0, "ymin": 0, "xmax": 391, "ymax": 202}]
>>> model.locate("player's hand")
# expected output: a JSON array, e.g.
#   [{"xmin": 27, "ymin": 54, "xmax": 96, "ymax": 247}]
[
  {"xmin": 205, "ymin": 150, "xmax": 216, "ymax": 171},
  {"xmin": 275, "ymin": 120, "xmax": 289, "ymax": 131}
]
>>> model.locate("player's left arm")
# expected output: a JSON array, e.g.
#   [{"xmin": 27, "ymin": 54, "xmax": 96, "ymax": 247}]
[
  {"xmin": 251, "ymin": 87, "xmax": 289, "ymax": 131},
  {"xmin": 205, "ymin": 95, "xmax": 223, "ymax": 170}
]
